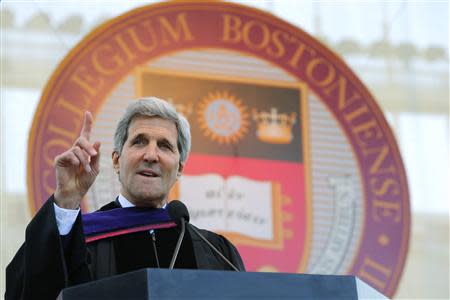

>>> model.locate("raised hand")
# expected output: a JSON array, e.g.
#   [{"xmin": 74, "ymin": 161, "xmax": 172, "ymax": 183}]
[{"xmin": 54, "ymin": 111, "xmax": 101, "ymax": 209}]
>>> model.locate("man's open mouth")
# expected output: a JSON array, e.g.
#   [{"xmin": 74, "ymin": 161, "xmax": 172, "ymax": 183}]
[{"xmin": 138, "ymin": 170, "xmax": 159, "ymax": 177}]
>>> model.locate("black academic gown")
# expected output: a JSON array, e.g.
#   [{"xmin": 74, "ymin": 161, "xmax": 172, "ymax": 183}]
[{"xmin": 5, "ymin": 196, "xmax": 245, "ymax": 300}]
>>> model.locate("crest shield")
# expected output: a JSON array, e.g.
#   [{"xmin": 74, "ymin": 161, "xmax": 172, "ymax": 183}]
[{"xmin": 137, "ymin": 69, "xmax": 310, "ymax": 272}]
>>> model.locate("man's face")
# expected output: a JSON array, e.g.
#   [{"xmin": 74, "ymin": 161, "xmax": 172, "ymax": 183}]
[{"xmin": 112, "ymin": 116, "xmax": 183, "ymax": 207}]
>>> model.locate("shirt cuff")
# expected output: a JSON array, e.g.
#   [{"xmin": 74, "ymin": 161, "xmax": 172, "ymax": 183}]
[{"xmin": 53, "ymin": 202, "xmax": 80, "ymax": 235}]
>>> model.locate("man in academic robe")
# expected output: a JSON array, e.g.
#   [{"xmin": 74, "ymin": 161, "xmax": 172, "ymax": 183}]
[{"xmin": 5, "ymin": 97, "xmax": 245, "ymax": 300}]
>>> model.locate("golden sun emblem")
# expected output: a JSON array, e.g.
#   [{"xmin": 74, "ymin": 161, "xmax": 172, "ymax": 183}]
[{"xmin": 197, "ymin": 91, "xmax": 249, "ymax": 144}]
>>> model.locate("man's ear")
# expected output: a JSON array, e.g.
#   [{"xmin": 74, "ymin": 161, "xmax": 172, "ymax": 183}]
[
  {"xmin": 177, "ymin": 162, "xmax": 184, "ymax": 177},
  {"xmin": 112, "ymin": 151, "xmax": 120, "ymax": 174}
]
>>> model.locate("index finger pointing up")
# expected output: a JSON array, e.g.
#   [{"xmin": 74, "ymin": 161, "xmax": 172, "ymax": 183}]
[{"xmin": 80, "ymin": 111, "xmax": 93, "ymax": 140}]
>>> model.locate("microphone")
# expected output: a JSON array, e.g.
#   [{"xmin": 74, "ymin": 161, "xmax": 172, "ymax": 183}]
[
  {"xmin": 167, "ymin": 200, "xmax": 187, "ymax": 269},
  {"xmin": 167, "ymin": 200, "xmax": 190, "ymax": 223},
  {"xmin": 167, "ymin": 200, "xmax": 240, "ymax": 272}
]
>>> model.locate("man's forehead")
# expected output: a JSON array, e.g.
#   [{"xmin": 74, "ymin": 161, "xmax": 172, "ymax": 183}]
[{"xmin": 127, "ymin": 116, "xmax": 178, "ymax": 137}]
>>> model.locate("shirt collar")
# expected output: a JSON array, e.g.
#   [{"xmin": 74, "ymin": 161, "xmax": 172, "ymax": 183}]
[
  {"xmin": 118, "ymin": 193, "xmax": 135, "ymax": 208},
  {"xmin": 118, "ymin": 194, "xmax": 167, "ymax": 209}
]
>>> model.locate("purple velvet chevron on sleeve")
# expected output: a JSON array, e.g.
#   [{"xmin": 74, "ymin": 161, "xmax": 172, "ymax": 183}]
[{"xmin": 82, "ymin": 207, "xmax": 176, "ymax": 243}]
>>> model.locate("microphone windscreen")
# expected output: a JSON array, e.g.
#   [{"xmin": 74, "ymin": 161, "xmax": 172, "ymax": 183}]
[{"xmin": 167, "ymin": 200, "xmax": 190, "ymax": 223}]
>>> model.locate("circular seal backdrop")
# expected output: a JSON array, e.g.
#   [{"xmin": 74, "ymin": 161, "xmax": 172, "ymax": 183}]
[{"xmin": 27, "ymin": 2, "xmax": 410, "ymax": 297}]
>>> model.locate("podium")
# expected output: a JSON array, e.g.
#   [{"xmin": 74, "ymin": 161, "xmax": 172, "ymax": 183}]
[{"xmin": 57, "ymin": 268, "xmax": 388, "ymax": 299}]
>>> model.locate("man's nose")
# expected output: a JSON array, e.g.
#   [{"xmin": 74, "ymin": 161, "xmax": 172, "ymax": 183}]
[{"xmin": 143, "ymin": 143, "xmax": 159, "ymax": 162}]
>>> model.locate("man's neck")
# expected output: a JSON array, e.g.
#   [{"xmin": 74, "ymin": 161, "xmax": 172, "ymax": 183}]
[{"xmin": 118, "ymin": 193, "xmax": 167, "ymax": 208}]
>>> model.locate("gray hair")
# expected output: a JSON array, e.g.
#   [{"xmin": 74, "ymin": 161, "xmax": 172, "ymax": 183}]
[{"xmin": 113, "ymin": 97, "xmax": 191, "ymax": 164}]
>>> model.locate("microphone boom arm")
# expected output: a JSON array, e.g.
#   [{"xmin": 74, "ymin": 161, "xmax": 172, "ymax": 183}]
[
  {"xmin": 188, "ymin": 224, "xmax": 240, "ymax": 272},
  {"xmin": 169, "ymin": 217, "xmax": 186, "ymax": 269}
]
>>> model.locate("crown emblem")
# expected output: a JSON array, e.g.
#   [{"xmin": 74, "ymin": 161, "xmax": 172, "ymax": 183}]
[
  {"xmin": 167, "ymin": 98, "xmax": 193, "ymax": 118},
  {"xmin": 253, "ymin": 108, "xmax": 296, "ymax": 144}
]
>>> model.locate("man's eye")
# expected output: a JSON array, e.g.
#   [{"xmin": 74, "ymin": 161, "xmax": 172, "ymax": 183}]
[
  {"xmin": 132, "ymin": 137, "xmax": 145, "ymax": 145},
  {"xmin": 159, "ymin": 142, "xmax": 173, "ymax": 151}
]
